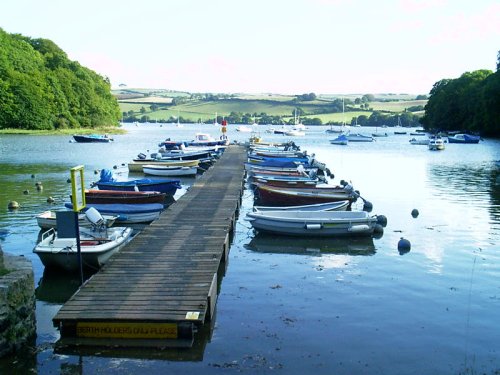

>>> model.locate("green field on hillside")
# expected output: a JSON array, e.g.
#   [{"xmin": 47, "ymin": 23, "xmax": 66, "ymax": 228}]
[{"xmin": 117, "ymin": 91, "xmax": 426, "ymax": 123}]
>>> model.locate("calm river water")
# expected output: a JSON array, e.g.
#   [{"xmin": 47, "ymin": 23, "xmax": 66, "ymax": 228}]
[{"xmin": 0, "ymin": 124, "xmax": 499, "ymax": 374}]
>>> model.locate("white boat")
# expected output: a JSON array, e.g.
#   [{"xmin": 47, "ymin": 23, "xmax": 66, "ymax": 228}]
[
  {"xmin": 128, "ymin": 159, "xmax": 199, "ymax": 173},
  {"xmin": 236, "ymin": 125, "xmax": 253, "ymax": 132},
  {"xmin": 409, "ymin": 137, "xmax": 429, "ymax": 145},
  {"xmin": 329, "ymin": 134, "xmax": 348, "ymax": 145},
  {"xmin": 284, "ymin": 129, "xmax": 305, "ymax": 136},
  {"xmin": 246, "ymin": 210, "xmax": 378, "ymax": 237},
  {"xmin": 254, "ymin": 200, "xmax": 350, "ymax": 212},
  {"xmin": 428, "ymin": 136, "xmax": 445, "ymax": 151},
  {"xmin": 33, "ymin": 208, "xmax": 133, "ymax": 271},
  {"xmin": 346, "ymin": 133, "xmax": 374, "ymax": 142},
  {"xmin": 64, "ymin": 202, "xmax": 164, "ymax": 224},
  {"xmin": 36, "ymin": 210, "xmax": 118, "ymax": 230},
  {"xmin": 143, "ymin": 164, "xmax": 198, "ymax": 176}
]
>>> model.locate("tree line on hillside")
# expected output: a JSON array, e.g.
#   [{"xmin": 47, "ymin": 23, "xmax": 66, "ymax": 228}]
[
  {"xmin": 0, "ymin": 28, "xmax": 120, "ymax": 130},
  {"xmin": 420, "ymin": 51, "xmax": 500, "ymax": 137},
  {"xmin": 123, "ymin": 107, "xmax": 422, "ymax": 127}
]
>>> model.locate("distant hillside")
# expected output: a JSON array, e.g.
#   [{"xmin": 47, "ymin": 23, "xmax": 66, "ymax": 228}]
[
  {"xmin": 0, "ymin": 28, "xmax": 120, "ymax": 130},
  {"xmin": 114, "ymin": 89, "xmax": 426, "ymax": 127}
]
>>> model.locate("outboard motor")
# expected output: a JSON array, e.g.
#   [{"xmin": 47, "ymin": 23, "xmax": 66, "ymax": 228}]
[
  {"xmin": 99, "ymin": 169, "xmax": 115, "ymax": 183},
  {"xmin": 85, "ymin": 207, "xmax": 106, "ymax": 232},
  {"xmin": 137, "ymin": 153, "xmax": 147, "ymax": 160}
]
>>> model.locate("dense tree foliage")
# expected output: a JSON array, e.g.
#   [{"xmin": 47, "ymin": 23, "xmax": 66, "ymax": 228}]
[
  {"xmin": 0, "ymin": 28, "xmax": 120, "ymax": 130},
  {"xmin": 420, "ymin": 63, "xmax": 500, "ymax": 137}
]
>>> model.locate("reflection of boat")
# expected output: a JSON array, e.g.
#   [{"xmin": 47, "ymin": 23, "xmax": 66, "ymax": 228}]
[
  {"xmin": 35, "ymin": 269, "xmax": 85, "ymax": 303},
  {"xmin": 447, "ymin": 134, "xmax": 481, "ymax": 144},
  {"xmin": 72, "ymin": 134, "xmax": 113, "ymax": 143},
  {"xmin": 34, "ymin": 223, "xmax": 133, "ymax": 272},
  {"xmin": 245, "ymin": 233, "xmax": 376, "ymax": 255},
  {"xmin": 246, "ymin": 210, "xmax": 377, "ymax": 237}
]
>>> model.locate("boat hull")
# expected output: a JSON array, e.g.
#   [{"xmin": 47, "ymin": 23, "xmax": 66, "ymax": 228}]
[
  {"xmin": 64, "ymin": 203, "xmax": 164, "ymax": 223},
  {"xmin": 128, "ymin": 159, "xmax": 199, "ymax": 173},
  {"xmin": 34, "ymin": 227, "xmax": 133, "ymax": 272},
  {"xmin": 96, "ymin": 179, "xmax": 181, "ymax": 195},
  {"xmin": 254, "ymin": 184, "xmax": 357, "ymax": 206},
  {"xmin": 73, "ymin": 135, "xmax": 112, "ymax": 143},
  {"xmin": 84, "ymin": 189, "xmax": 167, "ymax": 204},
  {"xmin": 254, "ymin": 200, "xmax": 350, "ymax": 212},
  {"xmin": 246, "ymin": 211, "xmax": 376, "ymax": 237},
  {"xmin": 143, "ymin": 165, "xmax": 198, "ymax": 177}
]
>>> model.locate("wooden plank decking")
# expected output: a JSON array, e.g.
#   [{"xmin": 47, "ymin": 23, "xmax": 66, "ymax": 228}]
[{"xmin": 53, "ymin": 145, "xmax": 247, "ymax": 347}]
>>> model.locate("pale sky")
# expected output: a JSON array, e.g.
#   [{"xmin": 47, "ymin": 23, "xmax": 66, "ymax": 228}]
[{"xmin": 1, "ymin": 0, "xmax": 499, "ymax": 95}]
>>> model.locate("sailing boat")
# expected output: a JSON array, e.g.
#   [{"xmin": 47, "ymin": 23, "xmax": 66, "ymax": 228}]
[
  {"xmin": 176, "ymin": 111, "xmax": 183, "ymax": 128},
  {"xmin": 213, "ymin": 112, "xmax": 219, "ymax": 126},
  {"xmin": 326, "ymin": 98, "xmax": 346, "ymax": 133}
]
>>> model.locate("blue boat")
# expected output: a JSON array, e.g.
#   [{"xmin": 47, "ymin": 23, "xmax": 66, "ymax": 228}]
[
  {"xmin": 248, "ymin": 155, "xmax": 312, "ymax": 169},
  {"xmin": 73, "ymin": 134, "xmax": 113, "ymax": 143},
  {"xmin": 96, "ymin": 169, "xmax": 181, "ymax": 195},
  {"xmin": 64, "ymin": 202, "xmax": 164, "ymax": 224},
  {"xmin": 447, "ymin": 134, "xmax": 481, "ymax": 144}
]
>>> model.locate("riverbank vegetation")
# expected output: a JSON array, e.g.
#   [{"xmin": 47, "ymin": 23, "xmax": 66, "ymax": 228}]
[
  {"xmin": 421, "ymin": 52, "xmax": 500, "ymax": 137},
  {"xmin": 0, "ymin": 28, "xmax": 121, "ymax": 131},
  {"xmin": 2, "ymin": 29, "xmax": 497, "ymax": 136}
]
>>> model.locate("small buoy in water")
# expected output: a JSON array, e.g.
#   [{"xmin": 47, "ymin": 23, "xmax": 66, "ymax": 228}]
[
  {"xmin": 23, "ymin": 189, "xmax": 29, "ymax": 195},
  {"xmin": 35, "ymin": 181, "xmax": 42, "ymax": 187},
  {"xmin": 121, "ymin": 163, "xmax": 126, "ymax": 166},
  {"xmin": 376, "ymin": 215, "xmax": 387, "ymax": 227},
  {"xmin": 66, "ymin": 178, "xmax": 71, "ymax": 183},
  {"xmin": 36, "ymin": 184, "xmax": 43, "ymax": 191},
  {"xmin": 8, "ymin": 201, "xmax": 19, "ymax": 210},
  {"xmin": 47, "ymin": 196, "xmax": 55, "ymax": 203},
  {"xmin": 411, "ymin": 209, "xmax": 419, "ymax": 218},
  {"xmin": 31, "ymin": 174, "xmax": 35, "ymax": 178},
  {"xmin": 94, "ymin": 170, "xmax": 99, "ymax": 175},
  {"xmin": 398, "ymin": 237, "xmax": 411, "ymax": 254},
  {"xmin": 113, "ymin": 165, "xmax": 118, "ymax": 169}
]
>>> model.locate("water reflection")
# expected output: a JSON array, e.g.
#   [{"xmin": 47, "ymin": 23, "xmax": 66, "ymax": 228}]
[
  {"xmin": 245, "ymin": 233, "xmax": 376, "ymax": 256},
  {"xmin": 428, "ymin": 163, "xmax": 495, "ymax": 203},
  {"xmin": 35, "ymin": 269, "xmax": 88, "ymax": 304}
]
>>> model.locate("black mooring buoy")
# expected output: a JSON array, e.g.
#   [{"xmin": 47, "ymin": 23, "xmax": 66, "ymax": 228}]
[
  {"xmin": 411, "ymin": 209, "xmax": 419, "ymax": 218},
  {"xmin": 398, "ymin": 237, "xmax": 411, "ymax": 255},
  {"xmin": 376, "ymin": 215, "xmax": 387, "ymax": 227}
]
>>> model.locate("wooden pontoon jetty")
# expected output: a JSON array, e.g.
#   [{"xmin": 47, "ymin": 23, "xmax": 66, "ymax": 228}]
[{"xmin": 53, "ymin": 145, "xmax": 247, "ymax": 348}]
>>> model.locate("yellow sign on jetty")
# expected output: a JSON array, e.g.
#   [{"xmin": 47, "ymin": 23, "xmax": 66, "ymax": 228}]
[
  {"xmin": 76, "ymin": 322, "xmax": 178, "ymax": 339},
  {"xmin": 70, "ymin": 165, "xmax": 86, "ymax": 212}
]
